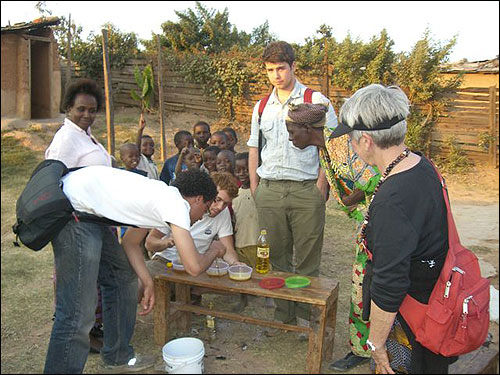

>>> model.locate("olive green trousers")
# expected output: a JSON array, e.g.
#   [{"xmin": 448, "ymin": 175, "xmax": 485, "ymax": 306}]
[{"xmin": 254, "ymin": 178, "xmax": 325, "ymax": 323}]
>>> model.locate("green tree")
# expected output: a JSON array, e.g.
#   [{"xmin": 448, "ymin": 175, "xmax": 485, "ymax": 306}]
[
  {"xmin": 52, "ymin": 16, "xmax": 84, "ymax": 59},
  {"xmin": 394, "ymin": 29, "xmax": 462, "ymax": 154},
  {"xmin": 72, "ymin": 23, "xmax": 139, "ymax": 79},
  {"xmin": 329, "ymin": 30, "xmax": 396, "ymax": 91},
  {"xmin": 250, "ymin": 21, "xmax": 277, "ymax": 47},
  {"xmin": 160, "ymin": 1, "xmax": 249, "ymax": 53}
]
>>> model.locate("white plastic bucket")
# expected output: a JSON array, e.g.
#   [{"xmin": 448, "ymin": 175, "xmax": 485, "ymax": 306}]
[{"xmin": 162, "ymin": 337, "xmax": 205, "ymax": 374}]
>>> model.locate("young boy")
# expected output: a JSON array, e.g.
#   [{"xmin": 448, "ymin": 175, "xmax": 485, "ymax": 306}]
[
  {"xmin": 232, "ymin": 152, "xmax": 259, "ymax": 268},
  {"xmin": 119, "ymin": 143, "xmax": 148, "ymax": 177},
  {"xmin": 193, "ymin": 121, "xmax": 211, "ymax": 151},
  {"xmin": 200, "ymin": 145, "xmax": 220, "ymax": 174},
  {"xmin": 222, "ymin": 127, "xmax": 238, "ymax": 153},
  {"xmin": 136, "ymin": 114, "xmax": 159, "ymax": 179},
  {"xmin": 174, "ymin": 146, "xmax": 202, "ymax": 177},
  {"xmin": 160, "ymin": 130, "xmax": 194, "ymax": 185},
  {"xmin": 232, "ymin": 152, "xmax": 269, "ymax": 312},
  {"xmin": 216, "ymin": 149, "xmax": 236, "ymax": 175},
  {"xmin": 209, "ymin": 130, "xmax": 229, "ymax": 150}
]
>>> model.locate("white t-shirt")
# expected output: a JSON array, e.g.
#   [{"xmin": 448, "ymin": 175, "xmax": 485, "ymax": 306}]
[
  {"xmin": 45, "ymin": 118, "xmax": 112, "ymax": 168},
  {"xmin": 61, "ymin": 165, "xmax": 191, "ymax": 230},
  {"xmin": 154, "ymin": 207, "xmax": 233, "ymax": 261},
  {"xmin": 137, "ymin": 154, "xmax": 159, "ymax": 180}
]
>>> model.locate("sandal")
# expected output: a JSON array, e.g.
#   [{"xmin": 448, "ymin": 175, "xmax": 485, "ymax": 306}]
[{"xmin": 329, "ymin": 351, "xmax": 370, "ymax": 371}]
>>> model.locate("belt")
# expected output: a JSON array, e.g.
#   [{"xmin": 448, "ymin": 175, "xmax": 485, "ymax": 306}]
[{"xmin": 260, "ymin": 178, "xmax": 316, "ymax": 186}]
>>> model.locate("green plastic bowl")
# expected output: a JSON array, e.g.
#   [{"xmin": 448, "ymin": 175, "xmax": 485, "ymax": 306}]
[{"xmin": 285, "ymin": 276, "xmax": 311, "ymax": 289}]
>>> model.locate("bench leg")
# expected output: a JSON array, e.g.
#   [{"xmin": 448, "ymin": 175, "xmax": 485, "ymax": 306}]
[
  {"xmin": 307, "ymin": 305, "xmax": 327, "ymax": 374},
  {"xmin": 322, "ymin": 284, "xmax": 339, "ymax": 362},
  {"xmin": 154, "ymin": 278, "xmax": 170, "ymax": 345},
  {"xmin": 175, "ymin": 283, "xmax": 191, "ymax": 332}
]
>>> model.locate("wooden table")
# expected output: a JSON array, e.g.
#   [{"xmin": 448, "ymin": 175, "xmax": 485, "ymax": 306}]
[{"xmin": 150, "ymin": 260, "xmax": 339, "ymax": 374}]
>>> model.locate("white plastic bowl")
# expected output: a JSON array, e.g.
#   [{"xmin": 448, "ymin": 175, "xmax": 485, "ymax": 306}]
[
  {"xmin": 207, "ymin": 259, "xmax": 229, "ymax": 276},
  {"xmin": 228, "ymin": 264, "xmax": 253, "ymax": 281}
]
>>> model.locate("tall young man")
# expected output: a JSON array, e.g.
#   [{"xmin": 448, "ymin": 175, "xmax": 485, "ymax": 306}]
[{"xmin": 247, "ymin": 41, "xmax": 338, "ymax": 328}]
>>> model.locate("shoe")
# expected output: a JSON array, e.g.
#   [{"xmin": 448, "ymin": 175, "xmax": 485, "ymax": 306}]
[
  {"xmin": 329, "ymin": 351, "xmax": 370, "ymax": 371},
  {"xmin": 296, "ymin": 317, "xmax": 310, "ymax": 341},
  {"xmin": 99, "ymin": 354, "xmax": 156, "ymax": 373}
]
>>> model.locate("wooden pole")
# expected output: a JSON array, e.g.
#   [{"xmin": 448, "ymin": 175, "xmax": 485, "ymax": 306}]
[
  {"xmin": 66, "ymin": 14, "xmax": 71, "ymax": 89},
  {"xmin": 102, "ymin": 28, "xmax": 115, "ymax": 156},
  {"xmin": 323, "ymin": 36, "xmax": 329, "ymax": 98},
  {"xmin": 157, "ymin": 35, "xmax": 167, "ymax": 161},
  {"xmin": 488, "ymin": 86, "xmax": 497, "ymax": 167}
]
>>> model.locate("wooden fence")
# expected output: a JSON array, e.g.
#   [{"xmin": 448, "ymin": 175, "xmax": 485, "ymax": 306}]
[
  {"xmin": 432, "ymin": 87, "xmax": 499, "ymax": 167},
  {"xmin": 61, "ymin": 59, "xmax": 499, "ymax": 167}
]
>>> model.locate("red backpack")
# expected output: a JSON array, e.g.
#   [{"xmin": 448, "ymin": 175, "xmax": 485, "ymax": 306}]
[
  {"xmin": 399, "ymin": 159, "xmax": 490, "ymax": 357},
  {"xmin": 257, "ymin": 88, "xmax": 315, "ymax": 165}
]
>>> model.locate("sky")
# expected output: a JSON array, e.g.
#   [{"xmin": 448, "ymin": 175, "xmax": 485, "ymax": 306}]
[{"xmin": 1, "ymin": 1, "xmax": 499, "ymax": 62}]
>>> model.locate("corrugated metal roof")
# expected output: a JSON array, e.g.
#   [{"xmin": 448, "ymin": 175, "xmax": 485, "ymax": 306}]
[
  {"xmin": 1, "ymin": 16, "xmax": 60, "ymax": 33},
  {"xmin": 440, "ymin": 57, "xmax": 499, "ymax": 74}
]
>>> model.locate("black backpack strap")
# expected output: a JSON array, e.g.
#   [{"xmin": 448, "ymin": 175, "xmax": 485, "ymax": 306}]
[{"xmin": 74, "ymin": 211, "xmax": 138, "ymax": 228}]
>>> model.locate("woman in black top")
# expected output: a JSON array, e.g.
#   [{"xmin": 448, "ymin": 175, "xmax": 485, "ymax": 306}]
[{"xmin": 329, "ymin": 84, "xmax": 453, "ymax": 374}]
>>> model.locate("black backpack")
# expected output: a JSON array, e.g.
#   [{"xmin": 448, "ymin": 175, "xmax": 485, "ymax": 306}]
[
  {"xmin": 12, "ymin": 159, "xmax": 76, "ymax": 251},
  {"xmin": 13, "ymin": 160, "xmax": 136, "ymax": 251}
]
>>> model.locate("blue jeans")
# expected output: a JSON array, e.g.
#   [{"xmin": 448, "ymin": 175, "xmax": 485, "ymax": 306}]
[{"xmin": 44, "ymin": 220, "xmax": 138, "ymax": 374}]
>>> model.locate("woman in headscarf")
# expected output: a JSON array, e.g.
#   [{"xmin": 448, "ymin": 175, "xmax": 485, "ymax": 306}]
[{"xmin": 286, "ymin": 102, "xmax": 380, "ymax": 371}]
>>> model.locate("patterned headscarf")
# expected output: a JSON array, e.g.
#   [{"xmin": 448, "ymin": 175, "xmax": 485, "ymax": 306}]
[{"xmin": 286, "ymin": 103, "xmax": 328, "ymax": 128}]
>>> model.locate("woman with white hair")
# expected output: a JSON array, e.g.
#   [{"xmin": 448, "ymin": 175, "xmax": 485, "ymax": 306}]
[
  {"xmin": 286, "ymin": 85, "xmax": 455, "ymax": 373},
  {"xmin": 330, "ymin": 84, "xmax": 454, "ymax": 374}
]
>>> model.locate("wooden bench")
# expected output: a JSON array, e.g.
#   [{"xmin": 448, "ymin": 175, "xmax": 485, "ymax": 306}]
[
  {"xmin": 150, "ymin": 260, "xmax": 339, "ymax": 374},
  {"xmin": 449, "ymin": 345, "xmax": 499, "ymax": 374}
]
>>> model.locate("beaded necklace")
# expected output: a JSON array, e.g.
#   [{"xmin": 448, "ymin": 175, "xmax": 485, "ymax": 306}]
[{"xmin": 357, "ymin": 148, "xmax": 411, "ymax": 255}]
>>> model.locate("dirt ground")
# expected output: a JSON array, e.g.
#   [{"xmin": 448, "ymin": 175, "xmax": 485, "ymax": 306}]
[{"xmin": 1, "ymin": 108, "xmax": 498, "ymax": 374}]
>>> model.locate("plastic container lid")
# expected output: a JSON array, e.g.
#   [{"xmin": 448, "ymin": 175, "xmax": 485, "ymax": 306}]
[
  {"xmin": 259, "ymin": 277, "xmax": 285, "ymax": 289},
  {"xmin": 285, "ymin": 276, "xmax": 311, "ymax": 289}
]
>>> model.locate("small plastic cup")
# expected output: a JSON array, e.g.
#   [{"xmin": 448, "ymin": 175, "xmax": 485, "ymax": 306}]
[
  {"xmin": 207, "ymin": 259, "xmax": 229, "ymax": 277},
  {"xmin": 228, "ymin": 264, "xmax": 253, "ymax": 281}
]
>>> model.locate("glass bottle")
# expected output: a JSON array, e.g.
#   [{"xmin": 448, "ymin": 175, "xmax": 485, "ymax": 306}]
[
  {"xmin": 206, "ymin": 301, "xmax": 216, "ymax": 342},
  {"xmin": 256, "ymin": 229, "xmax": 270, "ymax": 274}
]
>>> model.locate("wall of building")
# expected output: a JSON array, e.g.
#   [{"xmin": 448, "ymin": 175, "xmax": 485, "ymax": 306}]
[
  {"xmin": 1, "ymin": 34, "xmax": 19, "ymax": 116},
  {"xmin": 441, "ymin": 72, "xmax": 499, "ymax": 88},
  {"xmin": 1, "ymin": 28, "xmax": 61, "ymax": 119}
]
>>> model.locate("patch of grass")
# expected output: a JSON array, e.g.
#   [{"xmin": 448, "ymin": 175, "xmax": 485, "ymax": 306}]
[{"xmin": 1, "ymin": 135, "xmax": 41, "ymax": 180}]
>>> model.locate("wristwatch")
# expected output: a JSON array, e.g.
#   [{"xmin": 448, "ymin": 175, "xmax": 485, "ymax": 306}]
[{"xmin": 366, "ymin": 339, "xmax": 379, "ymax": 352}]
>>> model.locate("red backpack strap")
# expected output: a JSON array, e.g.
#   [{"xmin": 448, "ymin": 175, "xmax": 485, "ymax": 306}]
[
  {"xmin": 304, "ymin": 87, "xmax": 315, "ymax": 103},
  {"xmin": 258, "ymin": 94, "xmax": 271, "ymax": 124},
  {"xmin": 426, "ymin": 157, "xmax": 461, "ymax": 248}
]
